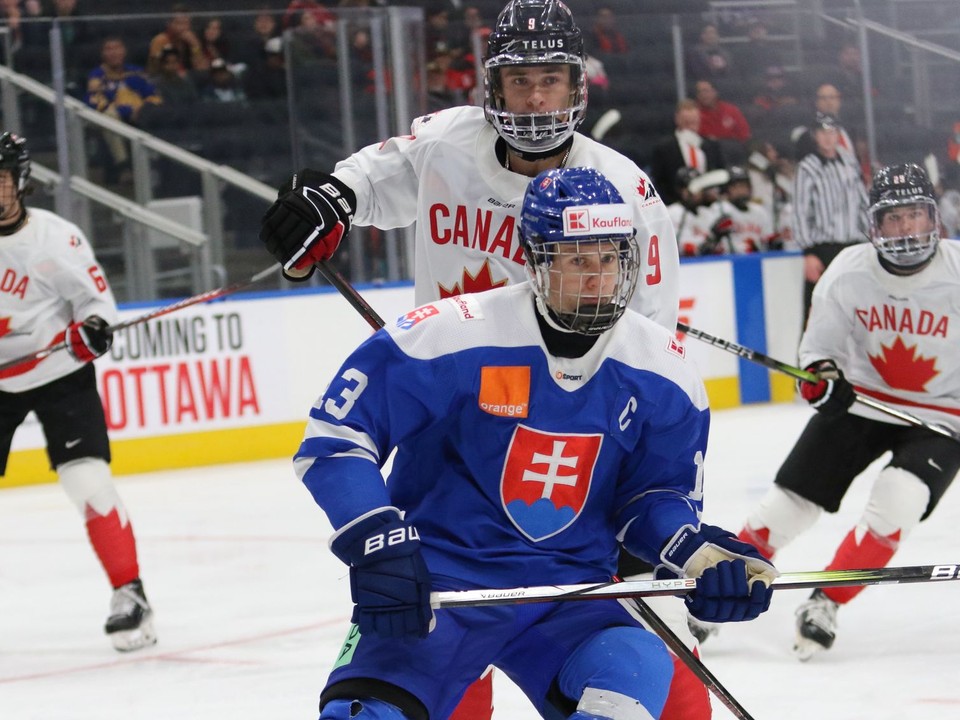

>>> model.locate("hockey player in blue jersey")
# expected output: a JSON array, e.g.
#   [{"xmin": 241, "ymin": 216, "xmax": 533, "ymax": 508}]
[{"xmin": 299, "ymin": 167, "xmax": 777, "ymax": 720}]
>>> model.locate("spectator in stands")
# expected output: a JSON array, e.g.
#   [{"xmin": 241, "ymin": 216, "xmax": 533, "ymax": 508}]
[
  {"xmin": 793, "ymin": 82, "xmax": 858, "ymax": 168},
  {"xmin": 792, "ymin": 112, "xmax": 868, "ymax": 322},
  {"xmin": 695, "ymin": 79, "xmax": 751, "ymax": 159},
  {"xmin": 200, "ymin": 57, "xmax": 246, "ymax": 103},
  {"xmin": 734, "ymin": 17, "xmax": 783, "ymax": 83},
  {"xmin": 752, "ymin": 65, "xmax": 799, "ymax": 113},
  {"xmin": 244, "ymin": 35, "xmax": 286, "ymax": 100},
  {"xmin": 948, "ymin": 120, "xmax": 960, "ymax": 165},
  {"xmin": 591, "ymin": 5, "xmax": 626, "ymax": 55},
  {"xmin": 86, "ymin": 37, "xmax": 161, "ymax": 127},
  {"xmin": 152, "ymin": 44, "xmax": 200, "ymax": 106},
  {"xmin": 147, "ymin": 4, "xmax": 209, "ymax": 77},
  {"xmin": 235, "ymin": 9, "xmax": 280, "ymax": 69},
  {"xmin": 85, "ymin": 37, "xmax": 161, "ymax": 184},
  {"xmin": 832, "ymin": 41, "xmax": 874, "ymax": 107},
  {"xmin": 199, "ymin": 17, "xmax": 230, "ymax": 66},
  {"xmin": 427, "ymin": 59, "xmax": 456, "ymax": 112},
  {"xmin": 686, "ymin": 23, "xmax": 733, "ymax": 83},
  {"xmin": 0, "ymin": 0, "xmax": 24, "ymax": 50},
  {"xmin": 425, "ymin": 0, "xmax": 460, "ymax": 61},
  {"xmin": 650, "ymin": 98, "xmax": 725, "ymax": 206},
  {"xmin": 22, "ymin": 0, "xmax": 89, "ymax": 49},
  {"xmin": 287, "ymin": 3, "xmax": 337, "ymax": 62}
]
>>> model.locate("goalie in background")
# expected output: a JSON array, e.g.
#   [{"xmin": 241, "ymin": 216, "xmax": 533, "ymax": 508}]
[
  {"xmin": 724, "ymin": 163, "xmax": 960, "ymax": 660},
  {"xmin": 0, "ymin": 131, "xmax": 156, "ymax": 652},
  {"xmin": 296, "ymin": 166, "xmax": 776, "ymax": 720}
]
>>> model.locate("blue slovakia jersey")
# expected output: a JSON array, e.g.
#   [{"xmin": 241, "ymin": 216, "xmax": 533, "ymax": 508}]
[{"xmin": 296, "ymin": 283, "xmax": 710, "ymax": 589}]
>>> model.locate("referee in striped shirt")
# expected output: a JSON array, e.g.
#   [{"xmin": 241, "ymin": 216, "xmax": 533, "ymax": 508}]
[{"xmin": 792, "ymin": 112, "xmax": 868, "ymax": 323}]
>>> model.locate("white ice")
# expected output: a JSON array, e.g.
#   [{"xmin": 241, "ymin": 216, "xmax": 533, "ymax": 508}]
[{"xmin": 1, "ymin": 401, "xmax": 958, "ymax": 719}]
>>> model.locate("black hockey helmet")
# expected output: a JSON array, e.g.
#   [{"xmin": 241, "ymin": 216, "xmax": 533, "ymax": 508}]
[
  {"xmin": 484, "ymin": 0, "xmax": 587, "ymax": 156},
  {"xmin": 725, "ymin": 165, "xmax": 751, "ymax": 187},
  {"xmin": 868, "ymin": 163, "xmax": 939, "ymax": 272},
  {"xmin": 0, "ymin": 131, "xmax": 30, "ymax": 194},
  {"xmin": 675, "ymin": 165, "xmax": 702, "ymax": 191}
]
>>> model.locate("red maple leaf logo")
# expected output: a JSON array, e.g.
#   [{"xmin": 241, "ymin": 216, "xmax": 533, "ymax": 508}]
[
  {"xmin": 0, "ymin": 316, "xmax": 10, "ymax": 339},
  {"xmin": 438, "ymin": 260, "xmax": 509, "ymax": 298},
  {"xmin": 868, "ymin": 335, "xmax": 939, "ymax": 392}
]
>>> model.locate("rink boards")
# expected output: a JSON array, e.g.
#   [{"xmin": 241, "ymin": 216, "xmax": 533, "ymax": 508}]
[{"xmin": 4, "ymin": 252, "xmax": 803, "ymax": 486}]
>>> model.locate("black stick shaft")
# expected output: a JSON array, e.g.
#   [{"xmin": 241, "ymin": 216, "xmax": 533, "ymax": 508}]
[
  {"xmin": 677, "ymin": 322, "xmax": 960, "ymax": 443},
  {"xmin": 315, "ymin": 261, "xmax": 385, "ymax": 331},
  {"xmin": 631, "ymin": 598, "xmax": 756, "ymax": 720}
]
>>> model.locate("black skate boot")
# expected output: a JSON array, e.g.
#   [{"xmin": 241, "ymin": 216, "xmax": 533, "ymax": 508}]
[
  {"xmin": 793, "ymin": 589, "xmax": 838, "ymax": 661},
  {"xmin": 105, "ymin": 578, "xmax": 157, "ymax": 652}
]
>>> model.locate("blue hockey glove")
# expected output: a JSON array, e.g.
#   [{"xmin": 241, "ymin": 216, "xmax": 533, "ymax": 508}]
[
  {"xmin": 799, "ymin": 359, "xmax": 855, "ymax": 417},
  {"xmin": 330, "ymin": 509, "xmax": 434, "ymax": 640},
  {"xmin": 656, "ymin": 524, "xmax": 778, "ymax": 623}
]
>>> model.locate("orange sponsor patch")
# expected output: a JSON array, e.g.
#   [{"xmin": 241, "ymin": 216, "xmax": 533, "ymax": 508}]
[{"xmin": 479, "ymin": 366, "xmax": 530, "ymax": 418}]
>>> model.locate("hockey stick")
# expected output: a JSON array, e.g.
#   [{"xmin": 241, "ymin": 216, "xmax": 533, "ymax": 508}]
[
  {"xmin": 676, "ymin": 322, "xmax": 960, "ymax": 443},
  {"xmin": 314, "ymin": 261, "xmax": 386, "ymax": 331},
  {"xmin": 431, "ymin": 562, "xmax": 960, "ymax": 609},
  {"xmin": 630, "ymin": 597, "xmax": 756, "ymax": 720},
  {"xmin": 0, "ymin": 265, "xmax": 280, "ymax": 375}
]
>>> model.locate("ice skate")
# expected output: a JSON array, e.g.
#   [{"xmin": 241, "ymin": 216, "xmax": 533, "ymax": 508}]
[
  {"xmin": 793, "ymin": 589, "xmax": 838, "ymax": 661},
  {"xmin": 687, "ymin": 613, "xmax": 719, "ymax": 645},
  {"xmin": 105, "ymin": 579, "xmax": 157, "ymax": 652}
]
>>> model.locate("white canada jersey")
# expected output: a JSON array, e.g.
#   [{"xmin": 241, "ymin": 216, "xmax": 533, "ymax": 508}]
[
  {"xmin": 0, "ymin": 208, "xmax": 117, "ymax": 392},
  {"xmin": 800, "ymin": 240, "xmax": 960, "ymax": 433},
  {"xmin": 333, "ymin": 105, "xmax": 679, "ymax": 331},
  {"xmin": 667, "ymin": 201, "xmax": 719, "ymax": 256},
  {"xmin": 713, "ymin": 199, "xmax": 774, "ymax": 254}
]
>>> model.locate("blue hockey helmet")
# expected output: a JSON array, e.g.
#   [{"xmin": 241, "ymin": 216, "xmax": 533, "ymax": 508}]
[{"xmin": 519, "ymin": 166, "xmax": 639, "ymax": 334}]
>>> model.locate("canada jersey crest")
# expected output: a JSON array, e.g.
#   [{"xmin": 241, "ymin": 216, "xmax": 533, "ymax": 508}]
[{"xmin": 500, "ymin": 425, "xmax": 602, "ymax": 542}]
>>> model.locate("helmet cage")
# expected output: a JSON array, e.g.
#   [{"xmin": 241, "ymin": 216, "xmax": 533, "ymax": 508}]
[
  {"xmin": 525, "ymin": 227, "xmax": 640, "ymax": 335},
  {"xmin": 484, "ymin": 52, "xmax": 587, "ymax": 154},
  {"xmin": 868, "ymin": 196, "xmax": 940, "ymax": 269}
]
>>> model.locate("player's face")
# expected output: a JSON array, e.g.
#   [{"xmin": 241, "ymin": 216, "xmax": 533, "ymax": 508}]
[
  {"xmin": 498, "ymin": 64, "xmax": 573, "ymax": 115},
  {"xmin": 879, "ymin": 203, "xmax": 935, "ymax": 237},
  {"xmin": 546, "ymin": 240, "xmax": 620, "ymax": 313},
  {"xmin": 0, "ymin": 169, "xmax": 22, "ymax": 222}
]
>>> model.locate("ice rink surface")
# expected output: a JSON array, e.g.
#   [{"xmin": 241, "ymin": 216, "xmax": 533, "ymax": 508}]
[{"xmin": 2, "ymin": 401, "xmax": 958, "ymax": 719}]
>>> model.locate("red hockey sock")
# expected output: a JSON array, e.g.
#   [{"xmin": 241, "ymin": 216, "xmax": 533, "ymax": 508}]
[
  {"xmin": 737, "ymin": 525, "xmax": 775, "ymax": 561},
  {"xmin": 660, "ymin": 649, "xmax": 711, "ymax": 720},
  {"xmin": 449, "ymin": 666, "xmax": 494, "ymax": 720},
  {"xmin": 85, "ymin": 505, "xmax": 140, "ymax": 588},
  {"xmin": 823, "ymin": 527, "xmax": 900, "ymax": 605}
]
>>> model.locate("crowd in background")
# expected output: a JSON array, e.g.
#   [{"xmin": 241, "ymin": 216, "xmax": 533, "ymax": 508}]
[{"xmin": 1, "ymin": 0, "xmax": 959, "ymax": 252}]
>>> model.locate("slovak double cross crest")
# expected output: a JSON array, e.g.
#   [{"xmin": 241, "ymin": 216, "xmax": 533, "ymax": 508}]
[{"xmin": 500, "ymin": 425, "xmax": 602, "ymax": 542}]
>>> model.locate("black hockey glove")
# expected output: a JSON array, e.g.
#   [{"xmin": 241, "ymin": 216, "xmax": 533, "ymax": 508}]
[
  {"xmin": 799, "ymin": 359, "xmax": 855, "ymax": 417},
  {"xmin": 259, "ymin": 169, "xmax": 357, "ymax": 282},
  {"xmin": 655, "ymin": 524, "xmax": 777, "ymax": 623},
  {"xmin": 330, "ymin": 509, "xmax": 435, "ymax": 639},
  {"xmin": 66, "ymin": 315, "xmax": 113, "ymax": 363},
  {"xmin": 700, "ymin": 214, "xmax": 733, "ymax": 255}
]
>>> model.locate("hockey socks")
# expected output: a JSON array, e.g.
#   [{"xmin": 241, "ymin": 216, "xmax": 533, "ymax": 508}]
[
  {"xmin": 86, "ymin": 506, "xmax": 140, "ymax": 588},
  {"xmin": 822, "ymin": 526, "xmax": 900, "ymax": 605}
]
